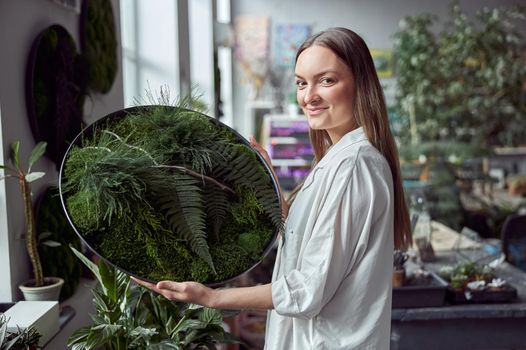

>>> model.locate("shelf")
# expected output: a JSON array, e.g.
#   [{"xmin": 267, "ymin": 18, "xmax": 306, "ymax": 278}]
[{"xmin": 272, "ymin": 159, "xmax": 311, "ymax": 167}]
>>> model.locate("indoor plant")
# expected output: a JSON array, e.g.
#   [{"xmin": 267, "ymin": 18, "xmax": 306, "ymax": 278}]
[
  {"xmin": 393, "ymin": 2, "xmax": 526, "ymax": 147},
  {"xmin": 60, "ymin": 103, "xmax": 282, "ymax": 284},
  {"xmin": 392, "ymin": 250, "xmax": 409, "ymax": 288},
  {"xmin": 67, "ymin": 247, "xmax": 237, "ymax": 350},
  {"xmin": 0, "ymin": 141, "xmax": 63, "ymax": 300},
  {"xmin": 0, "ymin": 314, "xmax": 42, "ymax": 350}
]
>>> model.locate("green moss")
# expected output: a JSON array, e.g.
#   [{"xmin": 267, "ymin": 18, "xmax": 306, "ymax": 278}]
[
  {"xmin": 210, "ymin": 244, "xmax": 252, "ymax": 282},
  {"xmin": 63, "ymin": 106, "xmax": 281, "ymax": 283},
  {"xmin": 230, "ymin": 187, "xmax": 263, "ymax": 226},
  {"xmin": 237, "ymin": 232, "xmax": 263, "ymax": 259},
  {"xmin": 84, "ymin": 0, "xmax": 118, "ymax": 93}
]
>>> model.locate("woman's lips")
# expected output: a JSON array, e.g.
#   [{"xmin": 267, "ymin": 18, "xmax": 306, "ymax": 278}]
[{"xmin": 306, "ymin": 107, "xmax": 328, "ymax": 116}]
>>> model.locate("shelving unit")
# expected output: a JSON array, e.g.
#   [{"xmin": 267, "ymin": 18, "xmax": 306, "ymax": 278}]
[{"xmin": 260, "ymin": 114, "xmax": 313, "ymax": 193}]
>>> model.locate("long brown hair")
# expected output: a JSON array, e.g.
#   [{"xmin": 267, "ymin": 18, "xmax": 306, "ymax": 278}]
[{"xmin": 289, "ymin": 27, "xmax": 412, "ymax": 250}]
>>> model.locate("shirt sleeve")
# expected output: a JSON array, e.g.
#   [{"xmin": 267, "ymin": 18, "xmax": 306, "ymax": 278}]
[{"xmin": 271, "ymin": 150, "xmax": 391, "ymax": 319}]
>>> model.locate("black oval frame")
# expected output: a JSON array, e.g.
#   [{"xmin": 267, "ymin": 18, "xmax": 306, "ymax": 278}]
[{"xmin": 58, "ymin": 105, "xmax": 281, "ymax": 287}]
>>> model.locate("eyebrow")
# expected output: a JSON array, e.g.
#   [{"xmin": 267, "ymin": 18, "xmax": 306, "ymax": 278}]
[{"xmin": 295, "ymin": 70, "xmax": 339, "ymax": 79}]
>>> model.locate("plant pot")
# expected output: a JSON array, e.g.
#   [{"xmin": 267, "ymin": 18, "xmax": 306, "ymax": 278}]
[
  {"xmin": 19, "ymin": 277, "xmax": 64, "ymax": 301},
  {"xmin": 392, "ymin": 269, "xmax": 406, "ymax": 288}
]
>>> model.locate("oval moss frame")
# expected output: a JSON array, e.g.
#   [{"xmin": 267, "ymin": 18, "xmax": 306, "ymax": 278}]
[
  {"xmin": 58, "ymin": 106, "xmax": 282, "ymax": 286},
  {"xmin": 25, "ymin": 24, "xmax": 86, "ymax": 168},
  {"xmin": 79, "ymin": 0, "xmax": 118, "ymax": 93}
]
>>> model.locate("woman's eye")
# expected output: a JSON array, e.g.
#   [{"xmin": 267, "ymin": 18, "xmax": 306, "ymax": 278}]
[
  {"xmin": 296, "ymin": 80, "xmax": 306, "ymax": 88},
  {"xmin": 321, "ymin": 77, "xmax": 335, "ymax": 85}
]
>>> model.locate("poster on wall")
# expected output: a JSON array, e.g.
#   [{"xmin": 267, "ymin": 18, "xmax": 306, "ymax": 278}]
[
  {"xmin": 273, "ymin": 24, "xmax": 311, "ymax": 68},
  {"xmin": 234, "ymin": 16, "xmax": 269, "ymax": 61},
  {"xmin": 370, "ymin": 49, "xmax": 394, "ymax": 78},
  {"xmin": 234, "ymin": 16, "xmax": 270, "ymax": 99}
]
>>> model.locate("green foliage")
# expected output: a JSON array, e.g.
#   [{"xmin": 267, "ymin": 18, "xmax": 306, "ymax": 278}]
[
  {"xmin": 62, "ymin": 106, "xmax": 281, "ymax": 283},
  {"xmin": 438, "ymin": 261, "xmax": 495, "ymax": 289},
  {"xmin": 0, "ymin": 315, "xmax": 42, "ymax": 350},
  {"xmin": 148, "ymin": 172, "xmax": 214, "ymax": 273},
  {"xmin": 394, "ymin": 2, "xmax": 526, "ymax": 147},
  {"xmin": 0, "ymin": 142, "xmax": 47, "ymax": 287},
  {"xmin": 68, "ymin": 247, "xmax": 237, "ymax": 350},
  {"xmin": 37, "ymin": 187, "xmax": 83, "ymax": 300},
  {"xmin": 83, "ymin": 0, "xmax": 118, "ymax": 93}
]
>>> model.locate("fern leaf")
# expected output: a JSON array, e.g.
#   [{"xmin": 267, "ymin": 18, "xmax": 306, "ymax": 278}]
[
  {"xmin": 203, "ymin": 185, "xmax": 230, "ymax": 240},
  {"xmin": 207, "ymin": 142, "xmax": 283, "ymax": 231},
  {"xmin": 148, "ymin": 172, "xmax": 215, "ymax": 273}
]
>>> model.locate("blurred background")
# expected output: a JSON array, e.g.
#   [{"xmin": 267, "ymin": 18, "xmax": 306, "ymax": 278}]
[{"xmin": 0, "ymin": 0, "xmax": 525, "ymax": 349}]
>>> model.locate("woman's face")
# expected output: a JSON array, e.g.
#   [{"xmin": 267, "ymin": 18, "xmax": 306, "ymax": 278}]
[{"xmin": 295, "ymin": 45, "xmax": 356, "ymax": 144}]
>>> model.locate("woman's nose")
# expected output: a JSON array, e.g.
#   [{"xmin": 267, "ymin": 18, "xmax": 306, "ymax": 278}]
[{"xmin": 303, "ymin": 85, "xmax": 320, "ymax": 105}]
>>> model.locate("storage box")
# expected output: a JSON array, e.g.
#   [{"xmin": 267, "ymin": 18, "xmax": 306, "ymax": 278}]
[{"xmin": 4, "ymin": 301, "xmax": 60, "ymax": 346}]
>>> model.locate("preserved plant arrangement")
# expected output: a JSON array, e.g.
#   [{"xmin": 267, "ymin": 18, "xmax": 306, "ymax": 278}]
[{"xmin": 59, "ymin": 102, "xmax": 282, "ymax": 284}]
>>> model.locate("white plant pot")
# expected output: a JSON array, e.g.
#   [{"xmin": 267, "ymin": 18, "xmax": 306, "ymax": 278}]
[{"xmin": 19, "ymin": 277, "xmax": 64, "ymax": 301}]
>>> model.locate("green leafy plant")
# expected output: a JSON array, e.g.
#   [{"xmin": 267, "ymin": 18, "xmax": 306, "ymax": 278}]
[
  {"xmin": 0, "ymin": 314, "xmax": 42, "ymax": 350},
  {"xmin": 394, "ymin": 2, "xmax": 526, "ymax": 147},
  {"xmin": 439, "ymin": 262, "xmax": 495, "ymax": 289},
  {"xmin": 61, "ymin": 104, "xmax": 282, "ymax": 283},
  {"xmin": 0, "ymin": 142, "xmax": 48, "ymax": 287},
  {"xmin": 67, "ymin": 247, "xmax": 237, "ymax": 350}
]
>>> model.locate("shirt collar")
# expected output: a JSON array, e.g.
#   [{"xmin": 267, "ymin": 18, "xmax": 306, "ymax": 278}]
[{"xmin": 318, "ymin": 127, "xmax": 368, "ymax": 166}]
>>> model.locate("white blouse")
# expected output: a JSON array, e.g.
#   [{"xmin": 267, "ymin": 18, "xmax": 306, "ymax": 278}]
[{"xmin": 264, "ymin": 127, "xmax": 394, "ymax": 350}]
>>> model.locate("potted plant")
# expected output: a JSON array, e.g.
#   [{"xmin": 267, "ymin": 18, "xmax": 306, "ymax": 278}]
[
  {"xmin": 0, "ymin": 141, "xmax": 64, "ymax": 300},
  {"xmin": 0, "ymin": 314, "xmax": 42, "ymax": 350},
  {"xmin": 67, "ymin": 247, "xmax": 238, "ymax": 349},
  {"xmin": 393, "ymin": 250, "xmax": 409, "ymax": 288}
]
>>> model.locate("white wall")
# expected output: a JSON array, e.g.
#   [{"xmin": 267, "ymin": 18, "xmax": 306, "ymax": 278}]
[
  {"xmin": 0, "ymin": 0, "xmax": 124, "ymax": 302},
  {"xmin": 230, "ymin": 0, "xmax": 525, "ymax": 136}
]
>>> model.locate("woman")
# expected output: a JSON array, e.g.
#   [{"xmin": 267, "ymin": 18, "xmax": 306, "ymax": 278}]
[{"xmin": 135, "ymin": 27, "xmax": 411, "ymax": 349}]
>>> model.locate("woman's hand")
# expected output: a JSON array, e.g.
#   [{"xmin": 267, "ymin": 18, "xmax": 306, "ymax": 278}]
[
  {"xmin": 133, "ymin": 277, "xmax": 274, "ymax": 310},
  {"xmin": 132, "ymin": 277, "xmax": 216, "ymax": 307},
  {"xmin": 249, "ymin": 136, "xmax": 289, "ymax": 218}
]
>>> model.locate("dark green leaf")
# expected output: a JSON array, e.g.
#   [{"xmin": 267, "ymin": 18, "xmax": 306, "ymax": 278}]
[
  {"xmin": 28, "ymin": 141, "xmax": 47, "ymax": 172},
  {"xmin": 67, "ymin": 326, "xmax": 91, "ymax": 349},
  {"xmin": 11, "ymin": 141, "xmax": 20, "ymax": 170},
  {"xmin": 70, "ymin": 246, "xmax": 102, "ymax": 286}
]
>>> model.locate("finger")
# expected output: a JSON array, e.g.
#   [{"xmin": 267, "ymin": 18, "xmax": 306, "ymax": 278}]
[
  {"xmin": 249, "ymin": 136, "xmax": 258, "ymax": 148},
  {"xmin": 131, "ymin": 277, "xmax": 165, "ymax": 294},
  {"xmin": 131, "ymin": 277, "xmax": 156, "ymax": 289},
  {"xmin": 157, "ymin": 280, "xmax": 184, "ymax": 291}
]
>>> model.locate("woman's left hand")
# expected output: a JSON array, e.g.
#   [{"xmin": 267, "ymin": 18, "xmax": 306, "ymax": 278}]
[{"xmin": 132, "ymin": 277, "xmax": 216, "ymax": 307}]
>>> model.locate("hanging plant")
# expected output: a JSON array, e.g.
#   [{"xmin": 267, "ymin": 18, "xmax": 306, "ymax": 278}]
[
  {"xmin": 80, "ymin": 0, "xmax": 118, "ymax": 93},
  {"xmin": 59, "ymin": 104, "xmax": 282, "ymax": 285},
  {"xmin": 25, "ymin": 24, "xmax": 87, "ymax": 168}
]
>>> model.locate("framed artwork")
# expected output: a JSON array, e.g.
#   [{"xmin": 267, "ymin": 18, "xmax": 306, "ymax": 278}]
[
  {"xmin": 234, "ymin": 16, "xmax": 269, "ymax": 61},
  {"xmin": 370, "ymin": 49, "xmax": 394, "ymax": 78},
  {"xmin": 273, "ymin": 24, "xmax": 311, "ymax": 68}
]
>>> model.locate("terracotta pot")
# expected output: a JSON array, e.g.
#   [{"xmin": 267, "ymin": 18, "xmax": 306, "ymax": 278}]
[
  {"xmin": 392, "ymin": 269, "xmax": 406, "ymax": 288},
  {"xmin": 19, "ymin": 277, "xmax": 64, "ymax": 301}
]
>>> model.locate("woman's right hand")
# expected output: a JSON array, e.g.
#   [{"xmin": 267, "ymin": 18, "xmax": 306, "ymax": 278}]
[
  {"xmin": 249, "ymin": 136, "xmax": 289, "ymax": 219},
  {"xmin": 132, "ymin": 277, "xmax": 217, "ymax": 307}
]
